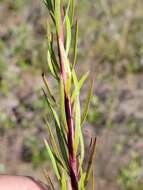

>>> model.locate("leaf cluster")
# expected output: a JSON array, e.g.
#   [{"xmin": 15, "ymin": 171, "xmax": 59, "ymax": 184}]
[{"xmin": 42, "ymin": 0, "xmax": 96, "ymax": 189}]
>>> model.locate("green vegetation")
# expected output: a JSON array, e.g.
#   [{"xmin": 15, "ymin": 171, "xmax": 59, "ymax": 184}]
[
  {"xmin": 118, "ymin": 155, "xmax": 142, "ymax": 190},
  {"xmin": 0, "ymin": 0, "xmax": 143, "ymax": 189},
  {"xmin": 78, "ymin": 0, "xmax": 143, "ymax": 75},
  {"xmin": 43, "ymin": 0, "xmax": 95, "ymax": 189},
  {"xmin": 22, "ymin": 136, "xmax": 48, "ymax": 167}
]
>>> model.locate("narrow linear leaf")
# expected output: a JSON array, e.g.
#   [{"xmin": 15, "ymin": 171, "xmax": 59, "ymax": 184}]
[
  {"xmin": 71, "ymin": 71, "xmax": 89, "ymax": 102},
  {"xmin": 81, "ymin": 79, "xmax": 94, "ymax": 127},
  {"xmin": 72, "ymin": 21, "xmax": 78, "ymax": 68},
  {"xmin": 70, "ymin": 0, "xmax": 75, "ymax": 25},
  {"xmin": 63, "ymin": 0, "xmax": 71, "ymax": 23},
  {"xmin": 43, "ymin": 0, "xmax": 53, "ymax": 12},
  {"xmin": 49, "ymin": 49, "xmax": 60, "ymax": 80},
  {"xmin": 72, "ymin": 70, "xmax": 82, "ymax": 154},
  {"xmin": 58, "ymin": 38, "xmax": 71, "ymax": 93},
  {"xmin": 65, "ymin": 14, "xmax": 71, "ymax": 55},
  {"xmin": 45, "ymin": 119, "xmax": 59, "ymax": 155},
  {"xmin": 72, "ymin": 68, "xmax": 78, "ymax": 87},
  {"xmin": 84, "ymin": 137, "xmax": 96, "ymax": 186},
  {"xmin": 60, "ymin": 76, "xmax": 68, "ymax": 131},
  {"xmin": 46, "ymin": 24, "xmax": 59, "ymax": 80},
  {"xmin": 44, "ymin": 118, "xmax": 68, "ymax": 172},
  {"xmin": 50, "ymin": 39, "xmax": 60, "ymax": 72},
  {"xmin": 55, "ymin": 122, "xmax": 69, "ymax": 170},
  {"xmin": 44, "ymin": 139, "xmax": 61, "ymax": 180},
  {"xmin": 78, "ymin": 170, "xmax": 86, "ymax": 190},
  {"xmin": 53, "ymin": 153, "xmax": 69, "ymax": 173},
  {"xmin": 55, "ymin": 0, "xmax": 61, "ymax": 35},
  {"xmin": 59, "ymin": 38, "xmax": 71, "ymax": 77},
  {"xmin": 44, "ymin": 169, "xmax": 56, "ymax": 190},
  {"xmin": 74, "ymin": 97, "xmax": 81, "ymax": 154},
  {"xmin": 47, "ymin": 49, "xmax": 56, "ymax": 78},
  {"xmin": 42, "ymin": 73, "xmax": 55, "ymax": 103},
  {"xmin": 42, "ymin": 89, "xmax": 60, "ymax": 128},
  {"xmin": 79, "ymin": 132, "xmax": 84, "ymax": 172},
  {"xmin": 61, "ymin": 172, "xmax": 67, "ymax": 190},
  {"xmin": 47, "ymin": 22, "xmax": 59, "ymax": 73}
]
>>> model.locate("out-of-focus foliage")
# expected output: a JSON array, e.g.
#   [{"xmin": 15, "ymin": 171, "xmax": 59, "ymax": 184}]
[
  {"xmin": 78, "ymin": 0, "xmax": 143, "ymax": 75},
  {"xmin": 118, "ymin": 154, "xmax": 142, "ymax": 190}
]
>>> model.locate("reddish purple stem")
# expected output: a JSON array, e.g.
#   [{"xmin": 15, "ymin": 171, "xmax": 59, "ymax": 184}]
[{"xmin": 57, "ymin": 18, "xmax": 78, "ymax": 190}]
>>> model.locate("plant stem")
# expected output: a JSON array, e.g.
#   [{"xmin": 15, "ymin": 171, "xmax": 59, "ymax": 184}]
[
  {"xmin": 58, "ymin": 19, "xmax": 78, "ymax": 190},
  {"xmin": 65, "ymin": 95, "xmax": 78, "ymax": 190}
]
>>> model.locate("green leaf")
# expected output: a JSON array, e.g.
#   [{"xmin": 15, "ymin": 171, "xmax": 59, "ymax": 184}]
[
  {"xmin": 46, "ymin": 24, "xmax": 59, "ymax": 80},
  {"xmin": 47, "ymin": 48, "xmax": 56, "ymax": 78},
  {"xmin": 58, "ymin": 38, "xmax": 71, "ymax": 93},
  {"xmin": 44, "ymin": 118, "xmax": 68, "ymax": 172},
  {"xmin": 44, "ymin": 169, "xmax": 56, "ymax": 190},
  {"xmin": 72, "ymin": 70, "xmax": 82, "ymax": 154},
  {"xmin": 43, "ymin": 0, "xmax": 53, "ymax": 12},
  {"xmin": 50, "ymin": 40, "xmax": 60, "ymax": 73},
  {"xmin": 70, "ymin": 0, "xmax": 75, "ymax": 25},
  {"xmin": 84, "ymin": 137, "xmax": 96, "ymax": 187},
  {"xmin": 42, "ymin": 73, "xmax": 55, "ymax": 103},
  {"xmin": 72, "ymin": 21, "xmax": 78, "ymax": 68},
  {"xmin": 43, "ymin": 89, "xmax": 60, "ymax": 128},
  {"xmin": 44, "ymin": 139, "xmax": 61, "ymax": 180},
  {"xmin": 55, "ymin": 121, "xmax": 69, "ymax": 170},
  {"xmin": 61, "ymin": 172, "xmax": 67, "ymax": 190},
  {"xmin": 71, "ymin": 71, "xmax": 89, "ymax": 102},
  {"xmin": 45, "ymin": 119, "xmax": 59, "ymax": 155},
  {"xmin": 59, "ymin": 38, "xmax": 71, "ymax": 77},
  {"xmin": 79, "ymin": 132, "xmax": 84, "ymax": 172},
  {"xmin": 65, "ymin": 14, "xmax": 71, "ymax": 55},
  {"xmin": 55, "ymin": 0, "xmax": 61, "ymax": 35},
  {"xmin": 74, "ymin": 96, "xmax": 81, "ymax": 154},
  {"xmin": 78, "ymin": 171, "xmax": 86, "ymax": 190},
  {"xmin": 60, "ymin": 76, "xmax": 68, "ymax": 131},
  {"xmin": 66, "ymin": 74, "xmax": 71, "ymax": 94},
  {"xmin": 81, "ymin": 80, "xmax": 94, "ymax": 127},
  {"xmin": 53, "ymin": 153, "xmax": 68, "ymax": 173},
  {"xmin": 72, "ymin": 68, "xmax": 78, "ymax": 87}
]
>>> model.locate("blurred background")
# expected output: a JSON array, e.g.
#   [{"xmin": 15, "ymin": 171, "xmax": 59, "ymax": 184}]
[{"xmin": 0, "ymin": 0, "xmax": 143, "ymax": 189}]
